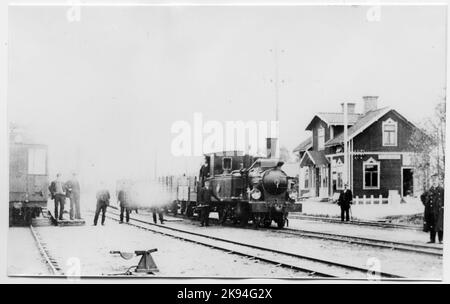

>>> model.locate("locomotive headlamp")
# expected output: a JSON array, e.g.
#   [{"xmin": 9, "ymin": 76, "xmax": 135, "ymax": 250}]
[
  {"xmin": 289, "ymin": 192, "xmax": 297, "ymax": 200},
  {"xmin": 251, "ymin": 189, "xmax": 262, "ymax": 200}
]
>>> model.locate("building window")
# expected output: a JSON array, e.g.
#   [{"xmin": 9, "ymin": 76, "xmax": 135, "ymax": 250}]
[
  {"xmin": 337, "ymin": 172, "xmax": 343, "ymax": 190},
  {"xmin": 318, "ymin": 127, "xmax": 325, "ymax": 150},
  {"xmin": 363, "ymin": 158, "xmax": 380, "ymax": 189},
  {"xmin": 304, "ymin": 168, "xmax": 309, "ymax": 189},
  {"xmin": 382, "ymin": 118, "xmax": 398, "ymax": 146},
  {"xmin": 321, "ymin": 167, "xmax": 328, "ymax": 188},
  {"xmin": 28, "ymin": 148, "xmax": 46, "ymax": 175}
]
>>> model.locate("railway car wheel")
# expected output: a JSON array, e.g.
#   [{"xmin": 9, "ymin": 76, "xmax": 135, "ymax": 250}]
[
  {"xmin": 24, "ymin": 208, "xmax": 32, "ymax": 225},
  {"xmin": 9, "ymin": 208, "xmax": 14, "ymax": 227}
]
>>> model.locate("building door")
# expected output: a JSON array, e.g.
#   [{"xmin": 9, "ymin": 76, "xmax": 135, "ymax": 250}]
[
  {"xmin": 402, "ymin": 168, "xmax": 414, "ymax": 197},
  {"xmin": 315, "ymin": 167, "xmax": 320, "ymax": 197}
]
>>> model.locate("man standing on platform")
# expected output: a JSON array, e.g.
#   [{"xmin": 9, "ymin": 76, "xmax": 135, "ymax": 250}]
[
  {"xmin": 66, "ymin": 173, "xmax": 81, "ymax": 220},
  {"xmin": 118, "ymin": 186, "xmax": 131, "ymax": 223},
  {"xmin": 337, "ymin": 183, "xmax": 353, "ymax": 222},
  {"xmin": 49, "ymin": 173, "xmax": 66, "ymax": 222},
  {"xmin": 94, "ymin": 183, "xmax": 110, "ymax": 226},
  {"xmin": 422, "ymin": 174, "xmax": 444, "ymax": 244},
  {"xmin": 198, "ymin": 180, "xmax": 221, "ymax": 227}
]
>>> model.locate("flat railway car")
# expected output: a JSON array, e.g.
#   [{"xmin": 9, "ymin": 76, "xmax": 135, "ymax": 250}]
[{"xmin": 9, "ymin": 134, "xmax": 49, "ymax": 226}]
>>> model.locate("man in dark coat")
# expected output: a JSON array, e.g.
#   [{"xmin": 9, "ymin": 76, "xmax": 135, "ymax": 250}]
[
  {"xmin": 94, "ymin": 185, "xmax": 110, "ymax": 226},
  {"xmin": 422, "ymin": 174, "xmax": 444, "ymax": 244},
  {"xmin": 48, "ymin": 173, "xmax": 66, "ymax": 222},
  {"xmin": 337, "ymin": 183, "xmax": 353, "ymax": 222},
  {"xmin": 198, "ymin": 181, "xmax": 221, "ymax": 227},
  {"xmin": 199, "ymin": 158, "xmax": 210, "ymax": 187},
  {"xmin": 65, "ymin": 173, "xmax": 81, "ymax": 220},
  {"xmin": 151, "ymin": 207, "xmax": 164, "ymax": 224},
  {"xmin": 118, "ymin": 188, "xmax": 131, "ymax": 223}
]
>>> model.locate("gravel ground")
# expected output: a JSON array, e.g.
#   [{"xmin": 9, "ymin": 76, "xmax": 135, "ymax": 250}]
[
  {"xmin": 24, "ymin": 212, "xmax": 306, "ymax": 278},
  {"xmin": 133, "ymin": 211, "xmax": 442, "ymax": 280},
  {"xmin": 8, "ymin": 228, "xmax": 51, "ymax": 276}
]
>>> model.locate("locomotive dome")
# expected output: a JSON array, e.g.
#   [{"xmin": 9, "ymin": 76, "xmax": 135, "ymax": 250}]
[{"xmin": 262, "ymin": 168, "xmax": 288, "ymax": 195}]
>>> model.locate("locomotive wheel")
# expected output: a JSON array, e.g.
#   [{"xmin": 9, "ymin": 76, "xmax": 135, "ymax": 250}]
[
  {"xmin": 276, "ymin": 218, "xmax": 286, "ymax": 229},
  {"xmin": 263, "ymin": 219, "xmax": 272, "ymax": 228},
  {"xmin": 252, "ymin": 214, "xmax": 261, "ymax": 229},
  {"xmin": 218, "ymin": 208, "xmax": 226, "ymax": 225},
  {"xmin": 186, "ymin": 203, "xmax": 194, "ymax": 217},
  {"xmin": 240, "ymin": 215, "xmax": 248, "ymax": 227},
  {"xmin": 171, "ymin": 201, "xmax": 178, "ymax": 215}
]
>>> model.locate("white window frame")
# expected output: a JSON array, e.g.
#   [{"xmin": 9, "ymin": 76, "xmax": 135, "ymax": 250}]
[
  {"xmin": 382, "ymin": 118, "xmax": 398, "ymax": 147},
  {"xmin": 317, "ymin": 127, "xmax": 325, "ymax": 151},
  {"xmin": 363, "ymin": 157, "xmax": 380, "ymax": 190}
]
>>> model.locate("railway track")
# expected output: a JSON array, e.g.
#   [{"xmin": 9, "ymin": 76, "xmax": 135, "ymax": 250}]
[
  {"xmin": 160, "ymin": 212, "xmax": 440, "ymax": 257},
  {"xmin": 29, "ymin": 225, "xmax": 62, "ymax": 275},
  {"xmin": 271, "ymin": 228, "xmax": 443, "ymax": 257},
  {"xmin": 107, "ymin": 210, "xmax": 405, "ymax": 279},
  {"xmin": 289, "ymin": 214, "xmax": 422, "ymax": 231}
]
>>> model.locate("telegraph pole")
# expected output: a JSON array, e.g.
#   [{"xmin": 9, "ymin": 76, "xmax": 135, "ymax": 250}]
[
  {"xmin": 269, "ymin": 47, "xmax": 284, "ymax": 158},
  {"xmin": 343, "ymin": 102, "xmax": 349, "ymax": 186}
]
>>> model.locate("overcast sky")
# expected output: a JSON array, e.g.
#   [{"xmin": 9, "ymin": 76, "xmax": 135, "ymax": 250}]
[{"xmin": 7, "ymin": 5, "xmax": 446, "ymax": 188}]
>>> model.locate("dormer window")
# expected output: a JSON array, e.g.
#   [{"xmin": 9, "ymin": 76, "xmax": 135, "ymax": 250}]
[
  {"xmin": 382, "ymin": 118, "xmax": 398, "ymax": 146},
  {"xmin": 318, "ymin": 127, "xmax": 325, "ymax": 150}
]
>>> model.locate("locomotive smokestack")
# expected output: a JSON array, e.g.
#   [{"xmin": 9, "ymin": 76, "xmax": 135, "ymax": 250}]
[{"xmin": 266, "ymin": 138, "xmax": 278, "ymax": 158}]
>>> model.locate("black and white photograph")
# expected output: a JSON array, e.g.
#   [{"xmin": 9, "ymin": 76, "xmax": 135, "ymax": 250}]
[{"xmin": 1, "ymin": 1, "xmax": 448, "ymax": 283}]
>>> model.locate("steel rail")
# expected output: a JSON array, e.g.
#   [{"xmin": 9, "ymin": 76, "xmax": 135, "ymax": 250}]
[
  {"xmin": 107, "ymin": 211, "xmax": 405, "ymax": 279},
  {"xmin": 29, "ymin": 225, "xmax": 62, "ymax": 275}
]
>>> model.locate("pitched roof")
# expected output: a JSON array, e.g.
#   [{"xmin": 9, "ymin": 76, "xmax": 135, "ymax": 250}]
[
  {"xmin": 293, "ymin": 137, "xmax": 312, "ymax": 153},
  {"xmin": 325, "ymin": 107, "xmax": 391, "ymax": 147},
  {"xmin": 305, "ymin": 112, "xmax": 362, "ymax": 130},
  {"xmin": 300, "ymin": 150, "xmax": 329, "ymax": 167}
]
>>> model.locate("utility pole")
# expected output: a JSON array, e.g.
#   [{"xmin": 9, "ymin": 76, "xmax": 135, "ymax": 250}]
[
  {"xmin": 343, "ymin": 102, "xmax": 349, "ymax": 186},
  {"xmin": 269, "ymin": 47, "xmax": 284, "ymax": 158}
]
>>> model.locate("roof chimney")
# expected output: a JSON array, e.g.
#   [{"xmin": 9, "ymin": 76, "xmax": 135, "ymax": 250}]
[
  {"xmin": 363, "ymin": 96, "xmax": 378, "ymax": 114},
  {"xmin": 340, "ymin": 102, "xmax": 356, "ymax": 114}
]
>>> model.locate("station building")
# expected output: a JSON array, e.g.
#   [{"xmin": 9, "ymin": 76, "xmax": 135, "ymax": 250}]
[{"xmin": 294, "ymin": 96, "xmax": 421, "ymax": 202}]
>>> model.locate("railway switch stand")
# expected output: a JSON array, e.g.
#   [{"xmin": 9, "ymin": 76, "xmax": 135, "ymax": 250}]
[{"xmin": 110, "ymin": 249, "xmax": 159, "ymax": 274}]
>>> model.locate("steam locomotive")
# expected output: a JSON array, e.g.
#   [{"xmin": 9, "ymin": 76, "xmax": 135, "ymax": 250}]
[{"xmin": 171, "ymin": 141, "xmax": 302, "ymax": 229}]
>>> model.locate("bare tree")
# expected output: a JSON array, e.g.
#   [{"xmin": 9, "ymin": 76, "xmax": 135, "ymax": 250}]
[
  {"xmin": 410, "ymin": 98, "xmax": 446, "ymax": 190},
  {"xmin": 279, "ymin": 146, "xmax": 291, "ymax": 162}
]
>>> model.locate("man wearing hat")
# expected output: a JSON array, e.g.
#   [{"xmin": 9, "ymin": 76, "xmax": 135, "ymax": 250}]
[
  {"xmin": 337, "ymin": 183, "xmax": 353, "ymax": 222},
  {"xmin": 421, "ymin": 174, "xmax": 444, "ymax": 244}
]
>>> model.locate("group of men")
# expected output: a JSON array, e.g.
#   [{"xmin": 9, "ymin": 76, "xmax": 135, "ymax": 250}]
[
  {"xmin": 117, "ymin": 187, "xmax": 164, "ymax": 225},
  {"xmin": 48, "ymin": 173, "xmax": 81, "ymax": 221}
]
